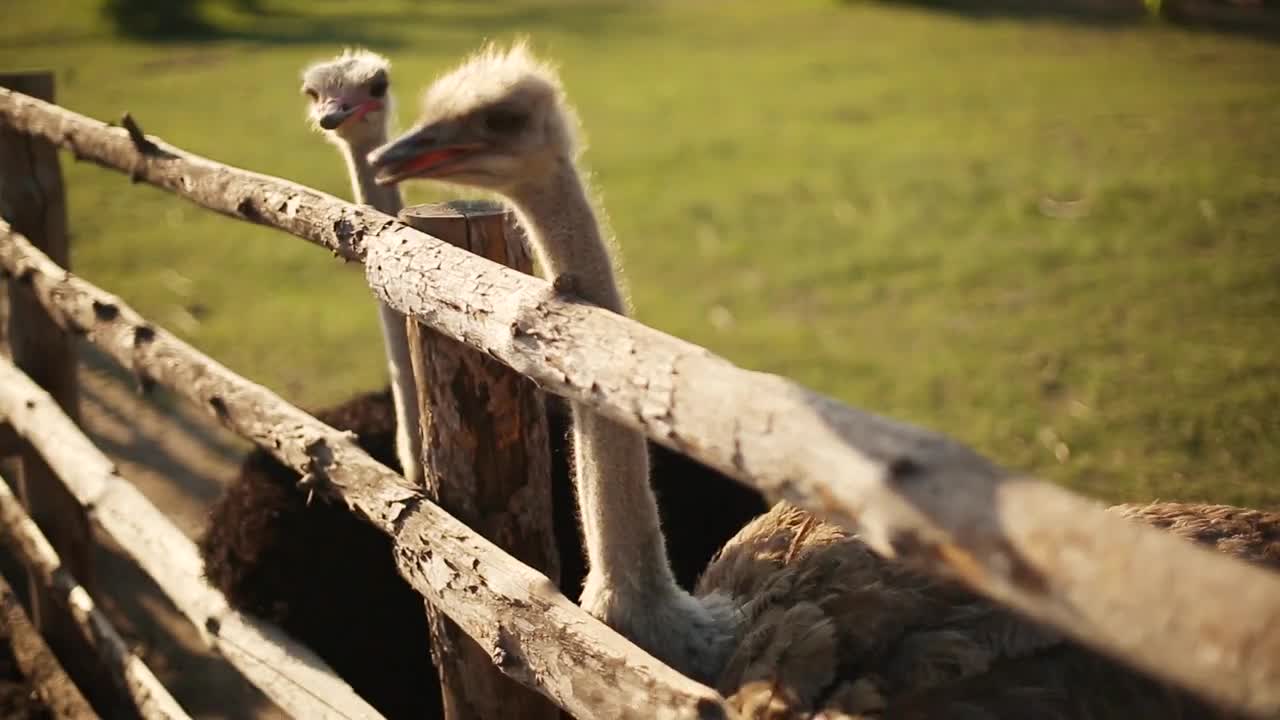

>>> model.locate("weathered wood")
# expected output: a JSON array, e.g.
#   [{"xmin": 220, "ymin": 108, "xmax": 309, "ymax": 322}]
[
  {"xmin": 0, "ymin": 471, "xmax": 188, "ymax": 720},
  {"xmin": 3, "ymin": 90, "xmax": 1280, "ymax": 717},
  {"xmin": 0, "ymin": 571, "xmax": 98, "ymax": 720},
  {"xmin": 0, "ymin": 353, "xmax": 384, "ymax": 720},
  {"xmin": 400, "ymin": 202, "xmax": 561, "ymax": 720},
  {"xmin": 0, "ymin": 75, "xmax": 96, "ymax": 695},
  {"xmin": 0, "ymin": 220, "xmax": 732, "ymax": 720}
]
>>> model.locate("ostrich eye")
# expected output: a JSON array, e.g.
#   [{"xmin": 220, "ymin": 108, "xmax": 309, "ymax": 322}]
[
  {"xmin": 304, "ymin": 88, "xmax": 318, "ymax": 101},
  {"xmin": 484, "ymin": 108, "xmax": 527, "ymax": 134},
  {"xmin": 369, "ymin": 78, "xmax": 388, "ymax": 98}
]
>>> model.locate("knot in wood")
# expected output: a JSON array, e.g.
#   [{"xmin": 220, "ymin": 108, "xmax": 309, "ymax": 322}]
[
  {"xmin": 235, "ymin": 197, "xmax": 260, "ymax": 222},
  {"xmin": 91, "ymin": 300, "xmax": 119, "ymax": 321},
  {"xmin": 304, "ymin": 437, "xmax": 336, "ymax": 483},
  {"xmin": 131, "ymin": 324, "xmax": 156, "ymax": 347},
  {"xmin": 207, "ymin": 395, "xmax": 229, "ymax": 422},
  {"xmin": 886, "ymin": 456, "xmax": 922, "ymax": 484}
]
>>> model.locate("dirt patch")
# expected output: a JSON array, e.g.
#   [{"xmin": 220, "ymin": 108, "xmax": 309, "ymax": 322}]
[
  {"xmin": 73, "ymin": 345, "xmax": 288, "ymax": 719},
  {"xmin": 0, "ymin": 621, "xmax": 55, "ymax": 720}
]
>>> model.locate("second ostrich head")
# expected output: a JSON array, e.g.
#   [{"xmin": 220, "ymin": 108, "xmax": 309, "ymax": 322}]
[
  {"xmin": 368, "ymin": 42, "xmax": 580, "ymax": 195},
  {"xmin": 302, "ymin": 49, "xmax": 394, "ymax": 150}
]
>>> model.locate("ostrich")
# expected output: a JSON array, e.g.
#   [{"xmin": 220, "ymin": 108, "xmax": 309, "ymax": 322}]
[
  {"xmin": 198, "ymin": 50, "xmax": 439, "ymax": 720},
  {"xmin": 369, "ymin": 42, "xmax": 1276, "ymax": 719},
  {"xmin": 301, "ymin": 48, "xmax": 421, "ymax": 486}
]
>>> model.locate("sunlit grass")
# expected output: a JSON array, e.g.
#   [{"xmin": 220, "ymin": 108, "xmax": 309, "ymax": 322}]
[{"xmin": 3, "ymin": 0, "xmax": 1278, "ymax": 505}]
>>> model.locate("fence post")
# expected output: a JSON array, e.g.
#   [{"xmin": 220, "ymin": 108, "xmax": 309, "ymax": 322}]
[
  {"xmin": 400, "ymin": 202, "xmax": 561, "ymax": 720},
  {"xmin": 0, "ymin": 72, "xmax": 103, "ymax": 705}
]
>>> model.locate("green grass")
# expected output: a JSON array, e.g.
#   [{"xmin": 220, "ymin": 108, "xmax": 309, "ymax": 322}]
[{"xmin": 3, "ymin": 0, "xmax": 1279, "ymax": 506}]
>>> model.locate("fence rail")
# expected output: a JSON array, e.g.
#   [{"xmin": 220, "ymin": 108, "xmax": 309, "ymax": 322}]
[
  {"xmin": 0, "ymin": 469, "xmax": 188, "ymax": 720},
  {"xmin": 0, "ymin": 343, "xmax": 385, "ymax": 720},
  {"xmin": 2, "ymin": 86, "xmax": 1280, "ymax": 718}
]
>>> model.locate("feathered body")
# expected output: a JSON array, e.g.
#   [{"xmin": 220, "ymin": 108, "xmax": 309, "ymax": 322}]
[
  {"xmin": 198, "ymin": 389, "xmax": 440, "ymax": 719},
  {"xmin": 700, "ymin": 501, "xmax": 1275, "ymax": 718}
]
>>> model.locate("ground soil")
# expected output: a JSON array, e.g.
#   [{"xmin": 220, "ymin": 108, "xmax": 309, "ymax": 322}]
[
  {"xmin": 1, "ymin": 342, "xmax": 290, "ymax": 719},
  {"xmin": 0, "ymin": 624, "xmax": 52, "ymax": 720}
]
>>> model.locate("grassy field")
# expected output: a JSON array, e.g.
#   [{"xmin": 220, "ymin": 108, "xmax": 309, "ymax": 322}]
[{"xmin": 2, "ymin": 0, "xmax": 1278, "ymax": 506}]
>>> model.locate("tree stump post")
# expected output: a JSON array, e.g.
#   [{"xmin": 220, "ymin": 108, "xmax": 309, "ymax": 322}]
[
  {"xmin": 398, "ymin": 202, "xmax": 562, "ymax": 720},
  {"xmin": 0, "ymin": 72, "xmax": 105, "ymax": 709}
]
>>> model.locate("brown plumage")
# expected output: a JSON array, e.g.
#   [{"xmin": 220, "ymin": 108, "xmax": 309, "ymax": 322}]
[
  {"xmin": 703, "ymin": 502, "xmax": 1274, "ymax": 718},
  {"xmin": 198, "ymin": 390, "xmax": 440, "ymax": 720},
  {"xmin": 1110, "ymin": 502, "xmax": 1280, "ymax": 569},
  {"xmin": 369, "ymin": 42, "xmax": 1275, "ymax": 720}
]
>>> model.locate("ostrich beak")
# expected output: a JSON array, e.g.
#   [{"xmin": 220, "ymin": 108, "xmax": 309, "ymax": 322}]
[
  {"xmin": 317, "ymin": 98, "xmax": 383, "ymax": 130},
  {"xmin": 368, "ymin": 123, "xmax": 483, "ymax": 186}
]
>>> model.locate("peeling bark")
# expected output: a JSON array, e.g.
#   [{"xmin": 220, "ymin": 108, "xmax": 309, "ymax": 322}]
[{"xmin": 2, "ymin": 89, "xmax": 1279, "ymax": 717}]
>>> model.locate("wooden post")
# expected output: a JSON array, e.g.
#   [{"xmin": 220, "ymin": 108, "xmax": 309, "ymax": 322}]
[
  {"xmin": 0, "ymin": 72, "xmax": 102, "ymax": 709},
  {"xmin": 399, "ymin": 202, "xmax": 561, "ymax": 720}
]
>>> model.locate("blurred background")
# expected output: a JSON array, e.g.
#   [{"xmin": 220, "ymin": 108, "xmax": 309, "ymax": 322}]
[{"xmin": 1, "ymin": 0, "xmax": 1277, "ymax": 510}]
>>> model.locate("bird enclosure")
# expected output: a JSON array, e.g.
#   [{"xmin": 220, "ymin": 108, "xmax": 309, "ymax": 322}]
[{"xmin": 0, "ymin": 76, "xmax": 1278, "ymax": 720}]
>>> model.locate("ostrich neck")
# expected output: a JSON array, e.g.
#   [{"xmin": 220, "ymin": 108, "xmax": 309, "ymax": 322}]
[
  {"xmin": 510, "ymin": 159, "xmax": 624, "ymax": 314},
  {"xmin": 342, "ymin": 137, "xmax": 404, "ymax": 215},
  {"xmin": 509, "ymin": 159, "xmax": 676, "ymax": 594},
  {"xmin": 340, "ymin": 132, "xmax": 423, "ymax": 485}
]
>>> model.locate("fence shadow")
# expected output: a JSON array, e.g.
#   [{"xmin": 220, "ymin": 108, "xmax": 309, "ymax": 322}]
[
  {"xmin": 92, "ymin": 535, "xmax": 285, "ymax": 720},
  {"xmin": 99, "ymin": 0, "xmax": 638, "ymax": 48},
  {"xmin": 99, "ymin": 0, "xmax": 401, "ymax": 47},
  {"xmin": 854, "ymin": 0, "xmax": 1280, "ymax": 43},
  {"xmin": 76, "ymin": 344, "xmax": 243, "ymax": 523}
]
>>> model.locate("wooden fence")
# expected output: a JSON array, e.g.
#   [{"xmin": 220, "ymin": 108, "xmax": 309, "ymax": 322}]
[{"xmin": 0, "ymin": 80, "xmax": 1278, "ymax": 720}]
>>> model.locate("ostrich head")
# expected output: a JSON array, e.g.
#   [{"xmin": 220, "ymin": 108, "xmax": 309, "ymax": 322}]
[
  {"xmin": 302, "ymin": 49, "xmax": 393, "ymax": 149},
  {"xmin": 368, "ymin": 42, "xmax": 580, "ymax": 192}
]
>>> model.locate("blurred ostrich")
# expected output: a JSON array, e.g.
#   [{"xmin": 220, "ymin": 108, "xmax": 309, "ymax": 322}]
[
  {"xmin": 198, "ymin": 50, "xmax": 438, "ymax": 720},
  {"xmin": 370, "ymin": 41, "xmax": 1276, "ymax": 719},
  {"xmin": 302, "ymin": 48, "xmax": 421, "ymax": 486}
]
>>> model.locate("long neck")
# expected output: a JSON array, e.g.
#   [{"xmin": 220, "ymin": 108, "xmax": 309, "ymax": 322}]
[
  {"xmin": 511, "ymin": 159, "xmax": 625, "ymax": 314},
  {"xmin": 509, "ymin": 159, "xmax": 676, "ymax": 594},
  {"xmin": 341, "ymin": 137, "xmax": 403, "ymax": 215},
  {"xmin": 340, "ymin": 133, "xmax": 424, "ymax": 485}
]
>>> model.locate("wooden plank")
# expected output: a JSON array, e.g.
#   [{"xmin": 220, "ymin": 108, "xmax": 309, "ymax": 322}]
[
  {"xmin": 0, "ymin": 354, "xmax": 384, "ymax": 720},
  {"xmin": 0, "ymin": 74, "xmax": 97, "ymax": 699},
  {"xmin": 0, "ymin": 571, "xmax": 98, "ymax": 719},
  {"xmin": 0, "ymin": 220, "xmax": 733, "ymax": 720},
  {"xmin": 2, "ymin": 90, "xmax": 1280, "ymax": 716},
  {"xmin": 0, "ymin": 470, "xmax": 188, "ymax": 720},
  {"xmin": 400, "ymin": 202, "xmax": 560, "ymax": 720}
]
